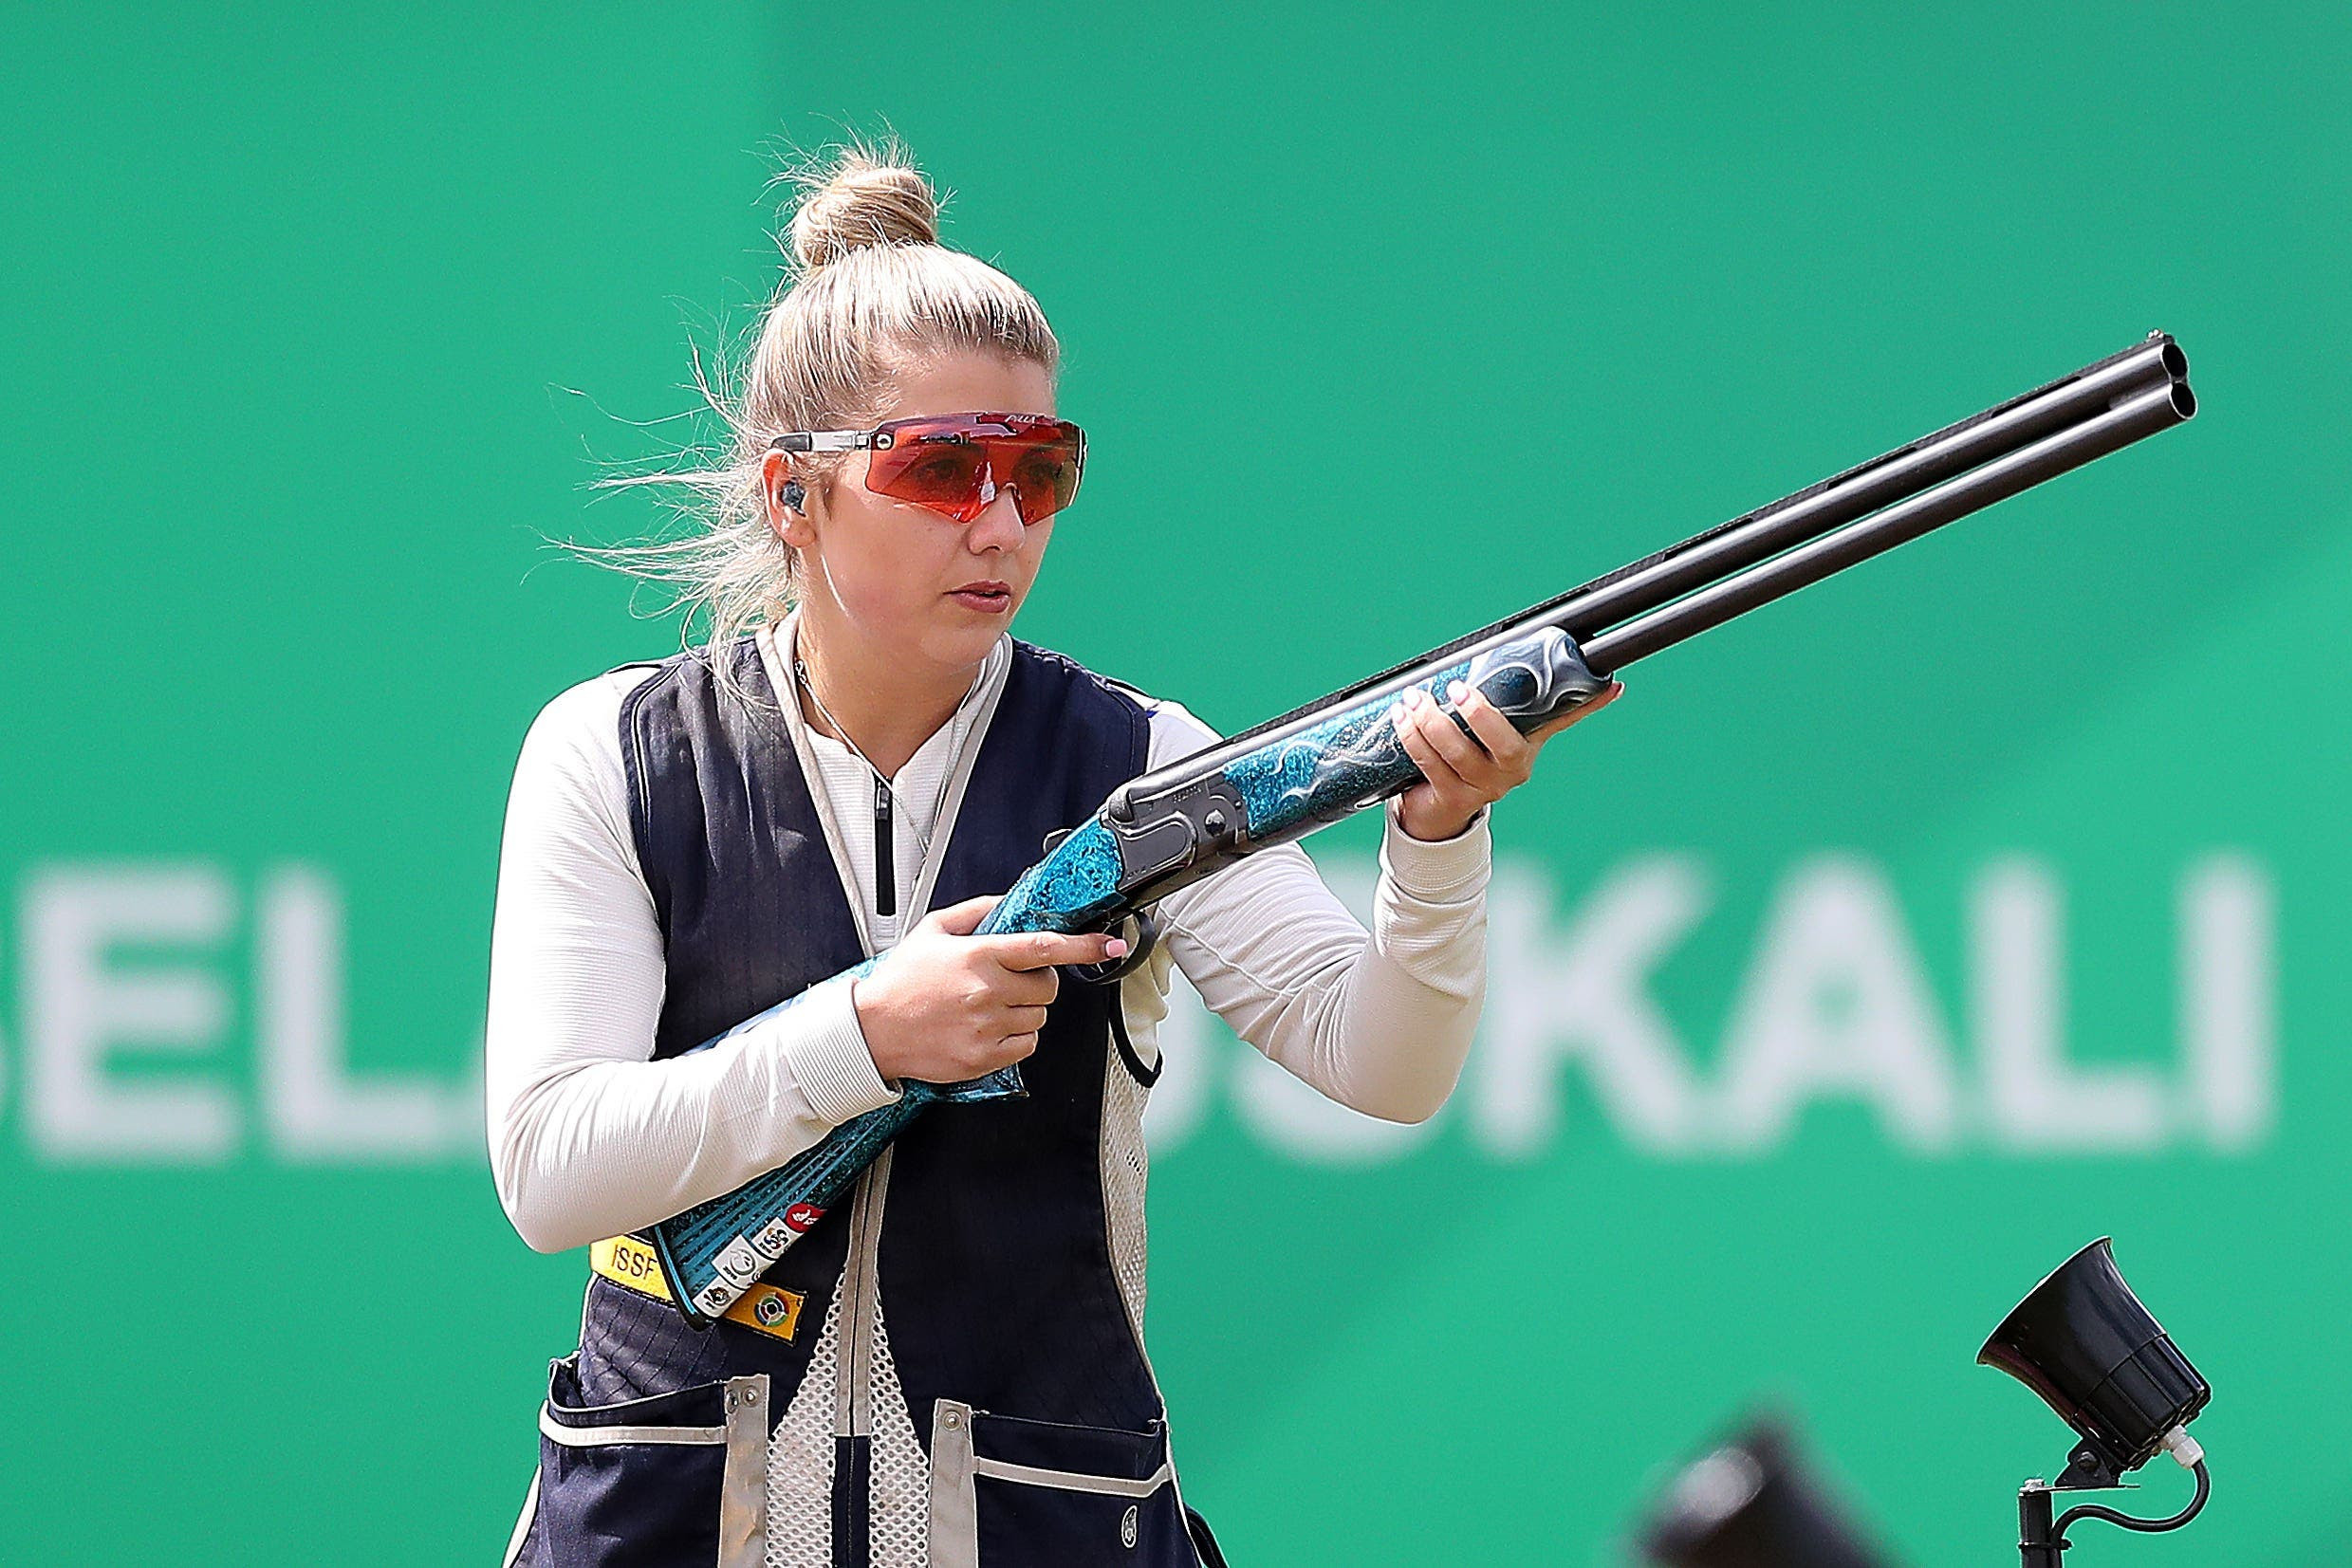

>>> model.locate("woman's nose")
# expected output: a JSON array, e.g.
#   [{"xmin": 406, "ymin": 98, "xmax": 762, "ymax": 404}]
[{"xmin": 966, "ymin": 486, "xmax": 1028, "ymax": 550}]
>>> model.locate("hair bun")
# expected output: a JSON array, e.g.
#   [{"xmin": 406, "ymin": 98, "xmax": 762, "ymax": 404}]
[{"xmin": 787, "ymin": 147, "xmax": 940, "ymax": 271}]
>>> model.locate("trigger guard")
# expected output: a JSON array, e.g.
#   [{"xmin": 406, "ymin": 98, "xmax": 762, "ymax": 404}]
[{"xmin": 1067, "ymin": 907, "xmax": 1159, "ymax": 986}]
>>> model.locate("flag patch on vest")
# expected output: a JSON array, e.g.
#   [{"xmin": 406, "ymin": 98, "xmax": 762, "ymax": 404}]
[{"xmin": 590, "ymin": 1235, "xmax": 806, "ymax": 1343}]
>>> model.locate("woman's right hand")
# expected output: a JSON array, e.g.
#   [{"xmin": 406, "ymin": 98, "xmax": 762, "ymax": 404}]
[{"xmin": 850, "ymin": 895, "xmax": 1130, "ymax": 1085}]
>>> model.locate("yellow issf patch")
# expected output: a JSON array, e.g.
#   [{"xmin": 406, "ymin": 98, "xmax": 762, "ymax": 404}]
[{"xmin": 590, "ymin": 1235, "xmax": 806, "ymax": 1344}]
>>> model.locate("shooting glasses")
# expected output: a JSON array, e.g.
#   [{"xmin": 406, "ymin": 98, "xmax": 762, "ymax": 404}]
[{"xmin": 769, "ymin": 411, "xmax": 1086, "ymax": 526}]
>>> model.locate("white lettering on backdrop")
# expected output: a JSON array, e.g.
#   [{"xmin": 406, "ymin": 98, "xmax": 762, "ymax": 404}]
[
  {"xmin": 17, "ymin": 862, "xmax": 476, "ymax": 1162},
  {"xmin": 0, "ymin": 853, "xmax": 2277, "ymax": 1165},
  {"xmin": 1156, "ymin": 851, "xmax": 2277, "ymax": 1161}
]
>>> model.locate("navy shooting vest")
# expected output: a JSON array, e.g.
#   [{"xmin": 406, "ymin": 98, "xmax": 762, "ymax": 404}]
[{"xmin": 509, "ymin": 636, "xmax": 1204, "ymax": 1568}]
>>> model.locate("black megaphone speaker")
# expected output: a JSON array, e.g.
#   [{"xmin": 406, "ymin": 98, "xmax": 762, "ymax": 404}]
[
  {"xmin": 1636, "ymin": 1417, "xmax": 1896, "ymax": 1568},
  {"xmin": 1977, "ymin": 1237, "xmax": 2209, "ymax": 1487}
]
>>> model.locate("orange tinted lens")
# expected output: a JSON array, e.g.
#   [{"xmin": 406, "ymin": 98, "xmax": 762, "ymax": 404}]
[
  {"xmin": 864, "ymin": 415, "xmax": 1083, "ymax": 524},
  {"xmin": 869, "ymin": 434, "xmax": 990, "ymax": 517},
  {"xmin": 1004, "ymin": 437, "xmax": 1082, "ymax": 523}
]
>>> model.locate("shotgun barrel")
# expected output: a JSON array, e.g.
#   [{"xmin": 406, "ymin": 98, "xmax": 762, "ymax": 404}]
[
  {"xmin": 1583, "ymin": 375, "xmax": 2196, "ymax": 671},
  {"xmin": 1556, "ymin": 339, "xmax": 2188, "ymax": 653},
  {"xmin": 1114, "ymin": 332, "xmax": 2191, "ymax": 806}
]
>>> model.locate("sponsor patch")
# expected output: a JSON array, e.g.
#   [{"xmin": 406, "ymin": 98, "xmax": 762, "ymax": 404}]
[
  {"xmin": 713, "ymin": 1237, "xmax": 763, "ymax": 1287},
  {"xmin": 785, "ymin": 1202, "xmax": 825, "ymax": 1232},
  {"xmin": 750, "ymin": 1215, "xmax": 797, "ymax": 1256},
  {"xmin": 593, "ymin": 1234, "xmax": 664, "ymax": 1286},
  {"xmin": 737, "ymin": 1283, "xmax": 805, "ymax": 1340},
  {"xmin": 588, "ymin": 1235, "xmax": 805, "ymax": 1343}
]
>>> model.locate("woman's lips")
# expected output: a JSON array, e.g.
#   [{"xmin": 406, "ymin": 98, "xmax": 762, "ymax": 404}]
[{"xmin": 949, "ymin": 582, "xmax": 1013, "ymax": 614}]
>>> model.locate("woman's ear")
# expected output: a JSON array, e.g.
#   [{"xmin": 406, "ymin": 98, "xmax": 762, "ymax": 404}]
[{"xmin": 760, "ymin": 448, "xmax": 818, "ymax": 547}]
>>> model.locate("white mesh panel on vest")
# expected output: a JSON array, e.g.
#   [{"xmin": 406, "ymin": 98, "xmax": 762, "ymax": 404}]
[
  {"xmin": 766, "ymin": 1275, "xmax": 843, "ymax": 1568},
  {"xmin": 1102, "ymin": 1050, "xmax": 1152, "ymax": 1335},
  {"xmin": 863, "ymin": 1300, "xmax": 929, "ymax": 1568}
]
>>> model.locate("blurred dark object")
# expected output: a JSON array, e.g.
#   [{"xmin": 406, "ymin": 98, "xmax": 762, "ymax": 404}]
[
  {"xmin": 1637, "ymin": 1416, "xmax": 1898, "ymax": 1568},
  {"xmin": 1977, "ymin": 1237, "xmax": 2212, "ymax": 1565}
]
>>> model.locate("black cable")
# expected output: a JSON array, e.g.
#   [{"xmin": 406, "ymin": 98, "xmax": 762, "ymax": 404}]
[{"xmin": 2054, "ymin": 1462, "xmax": 2210, "ymax": 1540}]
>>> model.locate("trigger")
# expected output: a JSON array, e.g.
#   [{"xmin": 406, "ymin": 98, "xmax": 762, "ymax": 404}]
[{"xmin": 1068, "ymin": 908, "xmax": 1159, "ymax": 986}]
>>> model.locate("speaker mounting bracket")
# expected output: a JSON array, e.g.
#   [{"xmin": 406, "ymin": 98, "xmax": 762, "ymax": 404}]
[{"xmin": 2051, "ymin": 1438, "xmax": 2131, "ymax": 1494}]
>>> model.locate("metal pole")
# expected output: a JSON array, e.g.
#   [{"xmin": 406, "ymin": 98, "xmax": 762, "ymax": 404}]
[{"xmin": 2018, "ymin": 1483, "xmax": 2066, "ymax": 1568}]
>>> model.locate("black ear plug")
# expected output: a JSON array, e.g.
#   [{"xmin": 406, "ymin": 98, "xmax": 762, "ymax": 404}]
[{"xmin": 781, "ymin": 478, "xmax": 806, "ymax": 511}]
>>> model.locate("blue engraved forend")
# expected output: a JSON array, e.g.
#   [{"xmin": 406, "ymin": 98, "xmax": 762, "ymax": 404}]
[
  {"xmin": 1221, "ymin": 629, "xmax": 1599, "ymax": 841},
  {"xmin": 1224, "ymin": 656, "xmax": 1474, "ymax": 837}
]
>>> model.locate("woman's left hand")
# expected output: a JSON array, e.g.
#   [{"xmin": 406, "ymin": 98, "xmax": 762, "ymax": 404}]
[{"xmin": 1389, "ymin": 677, "xmax": 1623, "ymax": 842}]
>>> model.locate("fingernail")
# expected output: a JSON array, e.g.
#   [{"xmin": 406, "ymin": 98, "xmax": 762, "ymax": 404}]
[
  {"xmin": 1106, "ymin": 938, "xmax": 1130, "ymax": 959},
  {"xmin": 1448, "ymin": 679, "xmax": 1470, "ymax": 703},
  {"xmin": 1388, "ymin": 701, "xmax": 1407, "ymax": 726},
  {"xmin": 1402, "ymin": 687, "xmax": 1425, "ymax": 710}
]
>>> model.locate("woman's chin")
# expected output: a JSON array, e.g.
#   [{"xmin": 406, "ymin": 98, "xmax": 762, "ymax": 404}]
[{"xmin": 915, "ymin": 618, "xmax": 1013, "ymax": 671}]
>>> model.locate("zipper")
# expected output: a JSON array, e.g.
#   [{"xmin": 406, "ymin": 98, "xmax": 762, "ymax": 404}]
[
  {"xmin": 848, "ymin": 776, "xmax": 898, "ymax": 1471},
  {"xmin": 873, "ymin": 776, "xmax": 895, "ymax": 917},
  {"xmin": 837, "ymin": 1147, "xmax": 892, "ymax": 1438}
]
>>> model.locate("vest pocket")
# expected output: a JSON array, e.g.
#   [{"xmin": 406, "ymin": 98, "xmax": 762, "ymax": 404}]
[
  {"xmin": 523, "ymin": 1353, "xmax": 769, "ymax": 1568},
  {"xmin": 929, "ymin": 1399, "xmax": 1197, "ymax": 1567}
]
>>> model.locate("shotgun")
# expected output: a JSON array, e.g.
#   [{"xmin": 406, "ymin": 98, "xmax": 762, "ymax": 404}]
[{"xmin": 651, "ymin": 332, "xmax": 2195, "ymax": 1324}]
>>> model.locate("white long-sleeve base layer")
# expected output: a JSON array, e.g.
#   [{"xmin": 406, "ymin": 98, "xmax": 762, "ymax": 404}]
[{"xmin": 484, "ymin": 619, "xmax": 1491, "ymax": 1256}]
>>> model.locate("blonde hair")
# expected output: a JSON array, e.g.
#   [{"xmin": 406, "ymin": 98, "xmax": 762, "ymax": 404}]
[{"xmin": 585, "ymin": 138, "xmax": 1061, "ymax": 687}]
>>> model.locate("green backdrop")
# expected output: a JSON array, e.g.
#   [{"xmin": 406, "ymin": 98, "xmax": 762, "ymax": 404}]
[{"xmin": 5, "ymin": 4, "xmax": 2347, "ymax": 1562}]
